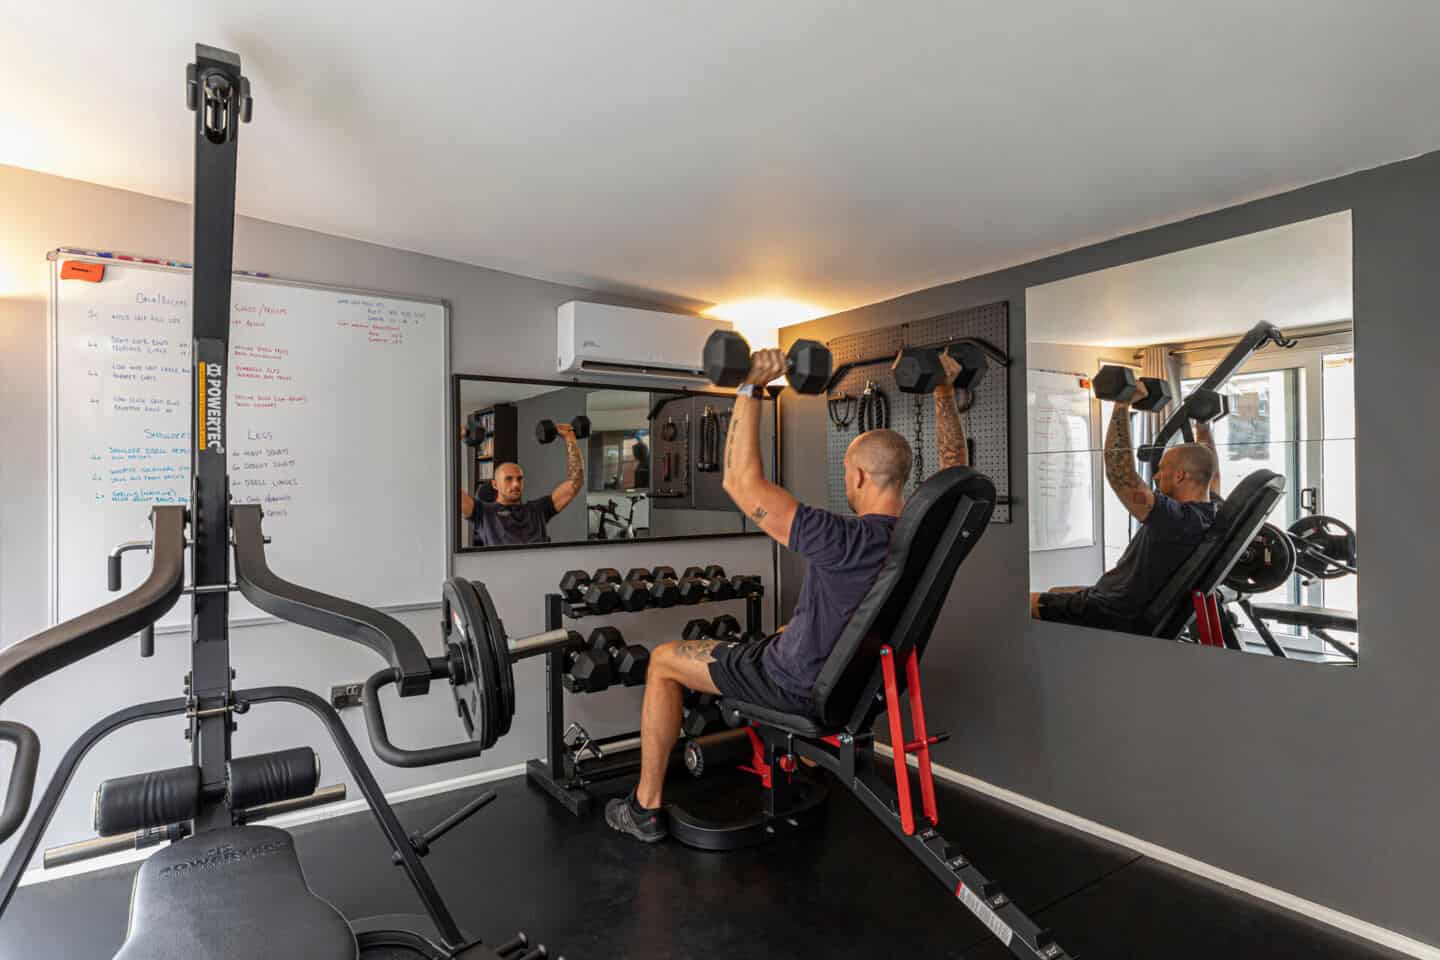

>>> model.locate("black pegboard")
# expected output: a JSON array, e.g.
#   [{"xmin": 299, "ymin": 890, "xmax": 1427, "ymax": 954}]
[{"xmin": 824, "ymin": 301, "xmax": 1011, "ymax": 523}]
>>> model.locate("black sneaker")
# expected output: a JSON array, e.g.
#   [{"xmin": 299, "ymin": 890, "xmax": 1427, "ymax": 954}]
[{"xmin": 605, "ymin": 790, "xmax": 667, "ymax": 843}]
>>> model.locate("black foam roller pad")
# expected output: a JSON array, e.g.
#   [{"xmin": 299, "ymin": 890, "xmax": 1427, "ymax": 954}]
[
  {"xmin": 227, "ymin": 747, "xmax": 319, "ymax": 810},
  {"xmin": 93, "ymin": 764, "xmax": 201, "ymax": 836}
]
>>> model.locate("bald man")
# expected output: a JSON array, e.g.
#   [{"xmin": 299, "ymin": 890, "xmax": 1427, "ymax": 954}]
[
  {"xmin": 460, "ymin": 422, "xmax": 584, "ymax": 546},
  {"xmin": 1030, "ymin": 378, "xmax": 1221, "ymax": 633},
  {"xmin": 607, "ymin": 349, "xmax": 974, "ymax": 843}
]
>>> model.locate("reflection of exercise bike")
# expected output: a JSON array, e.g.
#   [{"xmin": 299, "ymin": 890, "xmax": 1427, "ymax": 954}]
[{"xmin": 589, "ymin": 494, "xmax": 648, "ymax": 540}]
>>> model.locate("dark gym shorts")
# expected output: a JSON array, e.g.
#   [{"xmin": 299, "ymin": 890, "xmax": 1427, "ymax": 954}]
[
  {"xmin": 1036, "ymin": 589, "xmax": 1140, "ymax": 634},
  {"xmin": 706, "ymin": 637, "xmax": 817, "ymax": 717}
]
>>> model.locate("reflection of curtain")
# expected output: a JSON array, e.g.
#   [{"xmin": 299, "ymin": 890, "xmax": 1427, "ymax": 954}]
[{"xmin": 1136, "ymin": 344, "xmax": 1174, "ymax": 449}]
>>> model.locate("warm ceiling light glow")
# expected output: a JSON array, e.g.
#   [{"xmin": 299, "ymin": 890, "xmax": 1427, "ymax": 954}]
[{"xmin": 704, "ymin": 298, "xmax": 830, "ymax": 350}]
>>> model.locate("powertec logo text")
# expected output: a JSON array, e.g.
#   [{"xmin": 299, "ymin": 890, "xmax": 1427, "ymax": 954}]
[{"xmin": 198, "ymin": 361, "xmax": 225, "ymax": 454}]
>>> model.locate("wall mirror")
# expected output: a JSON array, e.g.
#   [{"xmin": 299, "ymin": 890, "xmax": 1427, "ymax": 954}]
[
  {"xmin": 454, "ymin": 375, "xmax": 777, "ymax": 551},
  {"xmin": 1024, "ymin": 211, "xmax": 1358, "ymax": 664}
]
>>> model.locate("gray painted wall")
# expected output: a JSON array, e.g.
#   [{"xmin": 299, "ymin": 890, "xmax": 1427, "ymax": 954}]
[
  {"xmin": 779, "ymin": 150, "xmax": 1440, "ymax": 941},
  {"xmin": 0, "ymin": 164, "xmax": 775, "ymax": 867}
]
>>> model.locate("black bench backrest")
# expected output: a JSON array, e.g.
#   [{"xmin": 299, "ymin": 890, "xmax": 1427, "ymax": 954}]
[
  {"xmin": 1141, "ymin": 469, "xmax": 1285, "ymax": 638},
  {"xmin": 811, "ymin": 467, "xmax": 997, "ymax": 731}
]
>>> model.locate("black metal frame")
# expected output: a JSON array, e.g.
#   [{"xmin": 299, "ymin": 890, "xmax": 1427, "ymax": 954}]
[
  {"xmin": 451, "ymin": 372, "xmax": 781, "ymax": 554},
  {"xmin": 0, "ymin": 45, "xmax": 538, "ymax": 960},
  {"xmin": 525, "ymin": 589, "xmax": 765, "ymax": 816}
]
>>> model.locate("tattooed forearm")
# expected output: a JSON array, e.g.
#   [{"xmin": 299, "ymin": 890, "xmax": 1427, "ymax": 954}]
[
  {"xmin": 722, "ymin": 394, "xmax": 762, "ymax": 486},
  {"xmin": 675, "ymin": 639, "xmax": 721, "ymax": 662},
  {"xmin": 749, "ymin": 505, "xmax": 768, "ymax": 525},
  {"xmin": 1103, "ymin": 403, "xmax": 1144, "ymax": 495},
  {"xmin": 934, "ymin": 390, "xmax": 969, "ymax": 469},
  {"xmin": 564, "ymin": 436, "xmax": 584, "ymax": 490}
]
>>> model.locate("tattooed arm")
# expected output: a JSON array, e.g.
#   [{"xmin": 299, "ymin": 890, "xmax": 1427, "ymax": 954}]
[
  {"xmin": 1104, "ymin": 389, "xmax": 1157, "ymax": 522},
  {"xmin": 934, "ymin": 351, "xmax": 971, "ymax": 470},
  {"xmin": 721, "ymin": 349, "xmax": 800, "ymax": 546},
  {"xmin": 548, "ymin": 423, "xmax": 585, "ymax": 512}
]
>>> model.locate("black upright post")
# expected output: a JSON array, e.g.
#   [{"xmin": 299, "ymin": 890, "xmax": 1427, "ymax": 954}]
[
  {"xmin": 544, "ymin": 593, "xmax": 565, "ymax": 779},
  {"xmin": 745, "ymin": 593, "xmax": 763, "ymax": 637},
  {"xmin": 186, "ymin": 45, "xmax": 251, "ymax": 830}
]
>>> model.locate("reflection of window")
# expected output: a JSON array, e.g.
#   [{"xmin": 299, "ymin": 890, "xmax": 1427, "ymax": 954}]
[{"xmin": 1321, "ymin": 353, "xmax": 1356, "ymax": 616}]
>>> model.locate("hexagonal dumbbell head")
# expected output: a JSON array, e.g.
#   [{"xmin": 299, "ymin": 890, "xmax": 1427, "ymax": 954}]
[
  {"xmin": 558, "ymin": 569, "xmax": 592, "ymax": 602},
  {"xmin": 677, "ymin": 578, "xmax": 707, "ymax": 605},
  {"xmin": 683, "ymin": 699, "xmax": 724, "ymax": 737},
  {"xmin": 617, "ymin": 578, "xmax": 651, "ymax": 612},
  {"xmin": 785, "ymin": 340, "xmax": 832, "ymax": 394},
  {"xmin": 892, "ymin": 347, "xmax": 944, "ymax": 393},
  {"xmin": 583, "ymin": 581, "xmax": 619, "ymax": 614},
  {"xmin": 709, "ymin": 614, "xmax": 741, "ymax": 638},
  {"xmin": 570, "ymin": 415, "xmax": 591, "ymax": 439},
  {"xmin": 702, "ymin": 329, "xmax": 753, "ymax": 388},
  {"xmin": 648, "ymin": 578, "xmax": 680, "ymax": 608},
  {"xmin": 562, "ymin": 648, "xmax": 613, "ymax": 693},
  {"xmin": 731, "ymin": 575, "xmax": 762, "ymax": 598},
  {"xmin": 943, "ymin": 342, "xmax": 988, "ymax": 392},
  {"xmin": 1134, "ymin": 377, "xmax": 1173, "ymax": 412},
  {"xmin": 615, "ymin": 644, "xmax": 650, "ymax": 686},
  {"xmin": 682, "ymin": 618, "xmax": 714, "ymax": 640},
  {"xmin": 1091, "ymin": 365, "xmax": 1139, "ymax": 403},
  {"xmin": 625, "ymin": 568, "xmax": 653, "ymax": 584},
  {"xmin": 651, "ymin": 565, "xmax": 678, "ymax": 583},
  {"xmin": 592, "ymin": 567, "xmax": 623, "ymax": 585},
  {"xmin": 1188, "ymin": 388, "xmax": 1230, "ymax": 423}
]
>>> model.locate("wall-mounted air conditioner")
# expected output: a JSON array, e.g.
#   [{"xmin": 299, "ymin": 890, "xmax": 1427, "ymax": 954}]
[{"xmin": 556, "ymin": 301, "xmax": 729, "ymax": 382}]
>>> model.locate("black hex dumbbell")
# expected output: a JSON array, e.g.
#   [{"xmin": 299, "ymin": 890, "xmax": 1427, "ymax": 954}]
[
  {"xmin": 1187, "ymin": 388, "xmax": 1231, "ymax": 424},
  {"xmin": 617, "ymin": 572, "xmax": 652, "ymax": 612},
  {"xmin": 558, "ymin": 569, "xmax": 592, "ymax": 603},
  {"xmin": 561, "ymin": 642, "xmax": 613, "ymax": 694},
  {"xmin": 682, "ymin": 618, "xmax": 714, "ymax": 641},
  {"xmin": 701, "ymin": 329, "xmax": 833, "ymax": 395},
  {"xmin": 535, "ymin": 414, "xmax": 592, "ymax": 444},
  {"xmin": 576, "ymin": 568, "xmax": 620, "ymax": 613},
  {"xmin": 739, "ymin": 629, "xmax": 767, "ymax": 644},
  {"xmin": 679, "ymin": 565, "xmax": 734, "ymax": 602},
  {"xmin": 590, "ymin": 626, "xmax": 649, "ymax": 687},
  {"xmin": 682, "ymin": 694, "xmax": 724, "ymax": 737},
  {"xmin": 709, "ymin": 614, "xmax": 741, "ymax": 639},
  {"xmin": 731, "ymin": 575, "xmax": 763, "ymax": 598},
  {"xmin": 648, "ymin": 570, "xmax": 680, "ymax": 608},
  {"xmin": 1092, "ymin": 365, "xmax": 1172, "ymax": 412}
]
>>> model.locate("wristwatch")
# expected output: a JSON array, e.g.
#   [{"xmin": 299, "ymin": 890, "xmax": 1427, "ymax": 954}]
[{"xmin": 737, "ymin": 383, "xmax": 759, "ymax": 399}]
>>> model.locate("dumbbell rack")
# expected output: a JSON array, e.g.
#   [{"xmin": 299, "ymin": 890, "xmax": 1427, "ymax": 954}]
[{"xmin": 525, "ymin": 588, "xmax": 765, "ymax": 816}]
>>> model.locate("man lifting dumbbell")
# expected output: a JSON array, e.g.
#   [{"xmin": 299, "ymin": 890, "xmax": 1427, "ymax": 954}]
[
  {"xmin": 460, "ymin": 418, "xmax": 586, "ymax": 547},
  {"xmin": 605, "ymin": 341, "xmax": 971, "ymax": 843},
  {"xmin": 1030, "ymin": 374, "xmax": 1222, "ymax": 633}
]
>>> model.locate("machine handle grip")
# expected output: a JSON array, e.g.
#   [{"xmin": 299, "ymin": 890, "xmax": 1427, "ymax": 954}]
[
  {"xmin": 361, "ymin": 667, "xmax": 487, "ymax": 769},
  {"xmin": 0, "ymin": 722, "xmax": 39, "ymax": 844},
  {"xmin": 107, "ymin": 555, "xmax": 123, "ymax": 592}
]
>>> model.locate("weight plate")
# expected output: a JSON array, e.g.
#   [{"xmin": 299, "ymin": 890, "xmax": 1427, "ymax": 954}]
[
  {"xmin": 467, "ymin": 578, "xmax": 516, "ymax": 740},
  {"xmin": 1224, "ymin": 523, "xmax": 1297, "ymax": 594},
  {"xmin": 440, "ymin": 578, "xmax": 479, "ymax": 740},
  {"xmin": 442, "ymin": 576, "xmax": 502, "ymax": 749},
  {"xmin": 1288, "ymin": 514, "xmax": 1357, "ymax": 580}
]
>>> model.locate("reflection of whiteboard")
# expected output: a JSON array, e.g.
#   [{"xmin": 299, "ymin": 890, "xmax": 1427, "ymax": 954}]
[
  {"xmin": 51, "ymin": 254, "xmax": 449, "ymax": 630},
  {"xmin": 1027, "ymin": 370, "xmax": 1094, "ymax": 551}
]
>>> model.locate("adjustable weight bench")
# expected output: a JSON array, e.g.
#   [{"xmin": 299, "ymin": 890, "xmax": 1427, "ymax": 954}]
[
  {"xmin": 666, "ymin": 468, "xmax": 1073, "ymax": 960},
  {"xmin": 1132, "ymin": 469, "xmax": 1286, "ymax": 648}
]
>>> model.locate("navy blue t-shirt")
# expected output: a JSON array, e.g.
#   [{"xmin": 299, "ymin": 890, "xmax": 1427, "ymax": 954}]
[
  {"xmin": 471, "ymin": 495, "xmax": 557, "ymax": 547},
  {"xmin": 1087, "ymin": 492, "xmax": 1218, "ymax": 620},
  {"xmin": 762, "ymin": 504, "xmax": 898, "ymax": 696}
]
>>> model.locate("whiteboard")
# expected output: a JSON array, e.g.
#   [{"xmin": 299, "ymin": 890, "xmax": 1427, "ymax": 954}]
[
  {"xmin": 1027, "ymin": 370, "xmax": 1095, "ymax": 552},
  {"xmin": 50, "ymin": 253, "xmax": 450, "ymax": 629}
]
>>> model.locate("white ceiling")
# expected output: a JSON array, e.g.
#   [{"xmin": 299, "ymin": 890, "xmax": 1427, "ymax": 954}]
[
  {"xmin": 1027, "ymin": 211, "xmax": 1353, "ymax": 347},
  {"xmin": 3, "ymin": 2, "xmax": 1437, "ymax": 316}
]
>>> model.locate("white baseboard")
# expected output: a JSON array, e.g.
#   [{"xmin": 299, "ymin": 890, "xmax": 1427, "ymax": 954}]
[
  {"xmin": 876, "ymin": 744, "xmax": 1438, "ymax": 960},
  {"xmin": 18, "ymin": 762, "xmax": 527, "ymax": 889}
]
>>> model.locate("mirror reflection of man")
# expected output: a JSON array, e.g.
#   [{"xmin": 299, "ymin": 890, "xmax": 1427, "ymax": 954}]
[{"xmin": 460, "ymin": 423, "xmax": 585, "ymax": 546}]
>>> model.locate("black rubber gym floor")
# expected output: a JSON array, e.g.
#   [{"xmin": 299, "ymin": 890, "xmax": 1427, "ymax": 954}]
[{"xmin": 1, "ymin": 767, "xmax": 1408, "ymax": 959}]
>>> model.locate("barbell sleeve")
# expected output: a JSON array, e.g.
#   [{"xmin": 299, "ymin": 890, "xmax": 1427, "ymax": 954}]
[{"xmin": 507, "ymin": 628, "xmax": 582, "ymax": 662}]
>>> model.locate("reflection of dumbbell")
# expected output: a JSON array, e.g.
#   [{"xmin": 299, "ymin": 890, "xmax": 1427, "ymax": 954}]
[
  {"xmin": 561, "ymin": 637, "xmax": 613, "ymax": 693},
  {"xmin": 679, "ymin": 565, "xmax": 734, "ymax": 602},
  {"xmin": 647, "ymin": 567, "xmax": 682, "ymax": 607},
  {"xmin": 536, "ymin": 415, "xmax": 592, "ymax": 444},
  {"xmin": 892, "ymin": 342, "xmax": 989, "ymax": 395},
  {"xmin": 702, "ymin": 330, "xmax": 833, "ymax": 394},
  {"xmin": 462, "ymin": 412, "xmax": 489, "ymax": 448},
  {"xmin": 590, "ymin": 627, "xmax": 649, "ymax": 686},
  {"xmin": 1092, "ymin": 366, "xmax": 1173, "ymax": 411},
  {"xmin": 1187, "ymin": 388, "xmax": 1231, "ymax": 424},
  {"xmin": 709, "ymin": 614, "xmax": 741, "ymax": 639}
]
